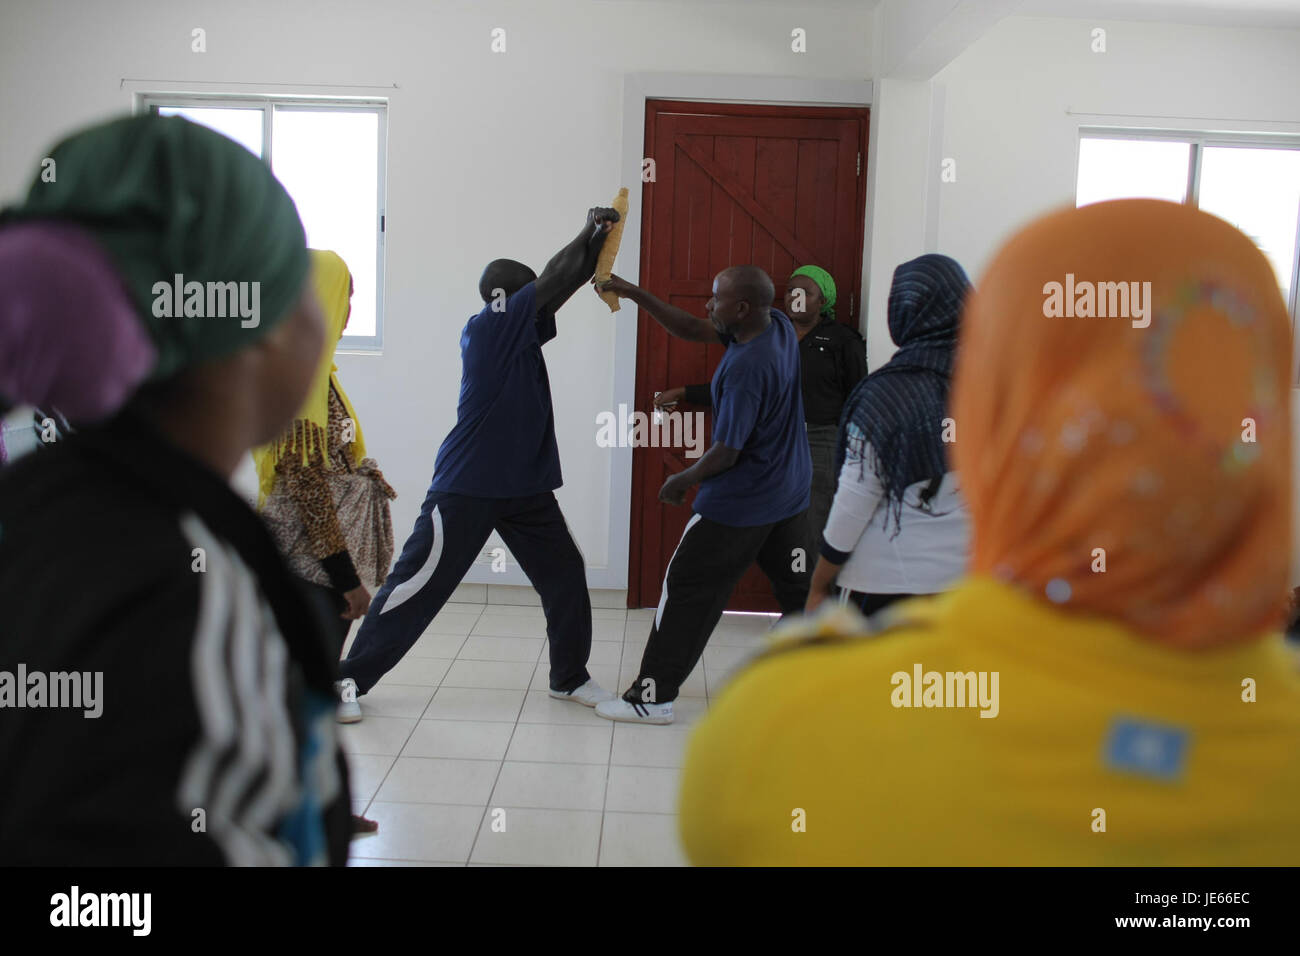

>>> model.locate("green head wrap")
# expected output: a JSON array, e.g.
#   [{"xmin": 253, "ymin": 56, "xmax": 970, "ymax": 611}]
[
  {"xmin": 1, "ymin": 114, "xmax": 310, "ymax": 381},
  {"xmin": 789, "ymin": 264, "xmax": 837, "ymax": 319}
]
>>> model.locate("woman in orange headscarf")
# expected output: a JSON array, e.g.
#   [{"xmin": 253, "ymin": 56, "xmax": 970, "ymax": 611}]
[{"xmin": 679, "ymin": 200, "xmax": 1300, "ymax": 865}]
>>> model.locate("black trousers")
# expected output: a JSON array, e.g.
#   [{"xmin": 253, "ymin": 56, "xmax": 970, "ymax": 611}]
[
  {"xmin": 625, "ymin": 509, "xmax": 810, "ymax": 704},
  {"xmin": 339, "ymin": 489, "xmax": 592, "ymax": 695},
  {"xmin": 805, "ymin": 424, "xmax": 839, "ymax": 555}
]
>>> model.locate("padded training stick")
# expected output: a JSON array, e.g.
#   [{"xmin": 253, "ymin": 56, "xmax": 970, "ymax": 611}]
[{"xmin": 596, "ymin": 186, "xmax": 630, "ymax": 312}]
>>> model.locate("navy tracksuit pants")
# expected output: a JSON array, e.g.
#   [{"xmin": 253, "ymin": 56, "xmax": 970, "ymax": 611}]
[{"xmin": 339, "ymin": 488, "xmax": 592, "ymax": 695}]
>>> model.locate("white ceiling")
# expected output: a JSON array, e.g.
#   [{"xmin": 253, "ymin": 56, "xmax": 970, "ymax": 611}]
[
  {"xmin": 588, "ymin": 1, "xmax": 1300, "ymax": 30},
  {"xmin": 1017, "ymin": 0, "xmax": 1300, "ymax": 29}
]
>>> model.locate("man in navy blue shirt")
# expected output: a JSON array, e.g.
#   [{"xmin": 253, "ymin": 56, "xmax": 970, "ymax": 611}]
[
  {"xmin": 336, "ymin": 206, "xmax": 622, "ymax": 718},
  {"xmin": 593, "ymin": 266, "xmax": 812, "ymax": 724}
]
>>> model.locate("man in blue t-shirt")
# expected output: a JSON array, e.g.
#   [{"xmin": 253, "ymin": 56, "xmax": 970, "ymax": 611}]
[
  {"xmin": 336, "ymin": 206, "xmax": 622, "ymax": 718},
  {"xmin": 592, "ymin": 265, "xmax": 812, "ymax": 724}
]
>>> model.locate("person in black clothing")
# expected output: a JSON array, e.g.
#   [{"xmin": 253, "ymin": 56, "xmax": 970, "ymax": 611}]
[
  {"xmin": 0, "ymin": 115, "xmax": 351, "ymax": 865},
  {"xmin": 656, "ymin": 265, "xmax": 865, "ymax": 561}
]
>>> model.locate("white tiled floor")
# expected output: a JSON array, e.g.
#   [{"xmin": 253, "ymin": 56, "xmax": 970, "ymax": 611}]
[{"xmin": 339, "ymin": 602, "xmax": 777, "ymax": 866}]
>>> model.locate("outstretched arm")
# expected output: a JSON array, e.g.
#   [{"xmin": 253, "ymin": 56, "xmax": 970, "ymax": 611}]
[
  {"xmin": 596, "ymin": 274, "xmax": 721, "ymax": 344},
  {"xmin": 535, "ymin": 207, "xmax": 620, "ymax": 319}
]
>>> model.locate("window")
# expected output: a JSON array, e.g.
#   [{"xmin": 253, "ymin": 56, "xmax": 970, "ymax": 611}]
[
  {"xmin": 1077, "ymin": 131, "xmax": 1300, "ymax": 325},
  {"xmin": 144, "ymin": 96, "xmax": 387, "ymax": 349}
]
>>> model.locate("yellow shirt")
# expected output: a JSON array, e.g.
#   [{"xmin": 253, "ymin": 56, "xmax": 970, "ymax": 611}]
[{"xmin": 679, "ymin": 577, "xmax": 1300, "ymax": 865}]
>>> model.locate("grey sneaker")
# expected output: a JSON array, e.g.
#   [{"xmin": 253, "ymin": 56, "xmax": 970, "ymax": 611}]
[
  {"xmin": 335, "ymin": 678, "xmax": 362, "ymax": 723},
  {"xmin": 548, "ymin": 679, "xmax": 615, "ymax": 707}
]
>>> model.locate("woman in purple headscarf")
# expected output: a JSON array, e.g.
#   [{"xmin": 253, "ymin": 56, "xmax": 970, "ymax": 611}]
[{"xmin": 0, "ymin": 221, "xmax": 156, "ymax": 464}]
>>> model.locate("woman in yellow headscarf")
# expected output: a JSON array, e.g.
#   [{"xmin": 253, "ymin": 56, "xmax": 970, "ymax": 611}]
[
  {"xmin": 254, "ymin": 250, "xmax": 395, "ymax": 677},
  {"xmin": 255, "ymin": 250, "xmax": 395, "ymax": 838},
  {"xmin": 678, "ymin": 199, "xmax": 1300, "ymax": 865}
]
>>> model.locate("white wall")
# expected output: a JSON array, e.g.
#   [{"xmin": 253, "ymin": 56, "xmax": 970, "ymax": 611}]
[
  {"xmin": 911, "ymin": 14, "xmax": 1300, "ymax": 582},
  {"xmin": 0, "ymin": 0, "xmax": 876, "ymax": 591},
  {"xmin": 860, "ymin": 14, "xmax": 1300, "ymax": 368},
  {"xmin": 933, "ymin": 15, "xmax": 1300, "ymax": 282},
  {"xmin": 861, "ymin": 77, "xmax": 935, "ymax": 369}
]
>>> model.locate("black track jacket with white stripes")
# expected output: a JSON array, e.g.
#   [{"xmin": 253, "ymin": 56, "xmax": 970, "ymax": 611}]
[{"xmin": 0, "ymin": 408, "xmax": 351, "ymax": 865}]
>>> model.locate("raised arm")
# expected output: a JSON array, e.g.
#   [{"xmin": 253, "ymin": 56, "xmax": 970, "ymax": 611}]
[
  {"xmin": 596, "ymin": 274, "xmax": 721, "ymax": 344},
  {"xmin": 534, "ymin": 207, "xmax": 620, "ymax": 319}
]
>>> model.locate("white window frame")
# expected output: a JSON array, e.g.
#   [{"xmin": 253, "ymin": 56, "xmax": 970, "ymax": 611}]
[
  {"xmin": 1077, "ymin": 127, "xmax": 1300, "ymax": 322},
  {"xmin": 1078, "ymin": 127, "xmax": 1300, "ymax": 385},
  {"xmin": 137, "ymin": 93, "xmax": 388, "ymax": 351}
]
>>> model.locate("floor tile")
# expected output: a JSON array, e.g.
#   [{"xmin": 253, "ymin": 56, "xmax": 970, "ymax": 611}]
[
  {"xmin": 443, "ymin": 659, "xmax": 536, "ymax": 690},
  {"xmin": 402, "ymin": 719, "xmax": 516, "ymax": 760},
  {"xmin": 374, "ymin": 756, "xmax": 500, "ymax": 805},
  {"xmin": 423, "ymin": 686, "xmax": 527, "ymax": 723},
  {"xmin": 599, "ymin": 812, "xmax": 689, "ymax": 866},
  {"xmin": 423, "ymin": 611, "xmax": 484, "ymax": 635},
  {"xmin": 356, "ymin": 683, "xmax": 435, "ymax": 719},
  {"xmin": 459, "ymin": 635, "xmax": 545, "ymax": 662},
  {"xmin": 469, "ymin": 808, "xmax": 602, "ymax": 866},
  {"xmin": 605, "ymin": 765, "xmax": 681, "ymax": 814},
  {"xmin": 338, "ymin": 716, "xmax": 418, "ymax": 756},
  {"xmin": 543, "ymin": 639, "xmax": 621, "ymax": 668},
  {"xmin": 383, "ymin": 656, "xmax": 453, "ymax": 687},
  {"xmin": 346, "ymin": 753, "xmax": 396, "ymax": 804},
  {"xmin": 408, "ymin": 630, "xmax": 469, "ymax": 659},
  {"xmin": 336, "ymin": 587, "xmax": 717, "ymax": 866},
  {"xmin": 442, "ymin": 601, "xmax": 486, "ymax": 615},
  {"xmin": 471, "ymin": 615, "xmax": 548, "ymax": 638},
  {"xmin": 506, "ymin": 722, "xmax": 612, "ymax": 764},
  {"xmin": 491, "ymin": 761, "xmax": 608, "ymax": 811},
  {"xmin": 348, "ymin": 802, "xmax": 484, "ymax": 862},
  {"xmin": 589, "ymin": 618, "xmax": 625, "ymax": 641},
  {"xmin": 475, "ymin": 603, "xmax": 545, "ymax": 618},
  {"xmin": 610, "ymin": 724, "xmax": 695, "ymax": 768}
]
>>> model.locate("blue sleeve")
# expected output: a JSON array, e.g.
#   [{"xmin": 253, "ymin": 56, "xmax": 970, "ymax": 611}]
[
  {"xmin": 713, "ymin": 383, "xmax": 762, "ymax": 451},
  {"xmin": 514, "ymin": 281, "xmax": 557, "ymax": 346},
  {"xmin": 535, "ymin": 307, "xmax": 557, "ymax": 346},
  {"xmin": 475, "ymin": 281, "xmax": 543, "ymax": 359}
]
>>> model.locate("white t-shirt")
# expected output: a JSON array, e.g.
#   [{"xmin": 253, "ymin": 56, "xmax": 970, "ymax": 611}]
[{"xmin": 819, "ymin": 427, "xmax": 971, "ymax": 595}]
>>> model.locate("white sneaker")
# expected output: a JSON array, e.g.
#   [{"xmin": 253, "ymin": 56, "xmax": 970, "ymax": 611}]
[
  {"xmin": 335, "ymin": 678, "xmax": 362, "ymax": 723},
  {"xmin": 549, "ymin": 679, "xmax": 615, "ymax": 707},
  {"xmin": 595, "ymin": 697, "xmax": 674, "ymax": 725}
]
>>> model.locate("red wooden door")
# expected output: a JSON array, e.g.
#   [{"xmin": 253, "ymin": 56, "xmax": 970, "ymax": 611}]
[{"xmin": 627, "ymin": 99, "xmax": 869, "ymax": 610}]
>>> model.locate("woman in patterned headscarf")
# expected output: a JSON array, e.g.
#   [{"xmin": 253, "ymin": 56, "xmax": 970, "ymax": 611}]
[
  {"xmin": 252, "ymin": 249, "xmax": 396, "ymax": 838},
  {"xmin": 680, "ymin": 199, "xmax": 1300, "ymax": 865},
  {"xmin": 805, "ymin": 254, "xmax": 972, "ymax": 617},
  {"xmin": 0, "ymin": 114, "xmax": 352, "ymax": 865},
  {"xmin": 252, "ymin": 251, "xmax": 395, "ymax": 642}
]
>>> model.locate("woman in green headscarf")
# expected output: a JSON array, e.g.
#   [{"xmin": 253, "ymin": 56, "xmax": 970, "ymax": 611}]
[
  {"xmin": 655, "ymin": 264, "xmax": 867, "ymax": 561},
  {"xmin": 0, "ymin": 114, "xmax": 352, "ymax": 865}
]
